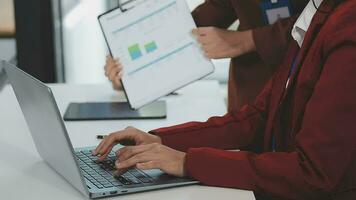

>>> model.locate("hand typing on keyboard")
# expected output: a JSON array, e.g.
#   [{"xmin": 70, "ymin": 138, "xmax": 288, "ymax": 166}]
[
  {"xmin": 76, "ymin": 150, "xmax": 154, "ymax": 188},
  {"xmin": 93, "ymin": 127, "xmax": 187, "ymax": 177},
  {"xmin": 93, "ymin": 126, "xmax": 161, "ymax": 161}
]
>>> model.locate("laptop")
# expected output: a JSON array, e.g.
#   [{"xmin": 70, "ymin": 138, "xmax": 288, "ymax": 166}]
[{"xmin": 3, "ymin": 61, "xmax": 198, "ymax": 198}]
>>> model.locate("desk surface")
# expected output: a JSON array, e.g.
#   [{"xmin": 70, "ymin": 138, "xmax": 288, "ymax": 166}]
[
  {"xmin": 0, "ymin": 80, "xmax": 255, "ymax": 200},
  {"xmin": 0, "ymin": 0, "xmax": 15, "ymax": 36}
]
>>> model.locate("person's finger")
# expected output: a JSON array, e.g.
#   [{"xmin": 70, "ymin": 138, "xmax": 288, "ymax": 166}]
[
  {"xmin": 107, "ymin": 55, "xmax": 114, "ymax": 64},
  {"xmin": 104, "ymin": 61, "xmax": 111, "ymax": 77},
  {"xmin": 118, "ymin": 144, "xmax": 154, "ymax": 161},
  {"xmin": 118, "ymin": 144, "xmax": 155, "ymax": 162},
  {"xmin": 98, "ymin": 131, "xmax": 133, "ymax": 155},
  {"xmin": 203, "ymin": 50, "xmax": 212, "ymax": 59},
  {"xmin": 108, "ymin": 60, "xmax": 119, "ymax": 71},
  {"xmin": 192, "ymin": 28, "xmax": 205, "ymax": 36},
  {"xmin": 116, "ymin": 60, "xmax": 123, "ymax": 68},
  {"xmin": 116, "ymin": 152, "xmax": 153, "ymax": 169},
  {"xmin": 203, "ymin": 48, "xmax": 212, "ymax": 54},
  {"xmin": 199, "ymin": 39, "xmax": 214, "ymax": 48},
  {"xmin": 191, "ymin": 28, "xmax": 199, "ymax": 36},
  {"xmin": 112, "ymin": 65, "xmax": 123, "ymax": 90},
  {"xmin": 192, "ymin": 27, "xmax": 212, "ymax": 36},
  {"xmin": 206, "ymin": 50, "xmax": 223, "ymax": 59},
  {"xmin": 105, "ymin": 59, "xmax": 115, "ymax": 77},
  {"xmin": 117, "ymin": 71, "xmax": 124, "ymax": 79},
  {"xmin": 94, "ymin": 132, "xmax": 122, "ymax": 156},
  {"xmin": 195, "ymin": 27, "xmax": 214, "ymax": 35},
  {"xmin": 97, "ymin": 148, "xmax": 113, "ymax": 161},
  {"xmin": 114, "ymin": 168, "xmax": 129, "ymax": 177},
  {"xmin": 136, "ymin": 161, "xmax": 160, "ymax": 171},
  {"xmin": 109, "ymin": 67, "xmax": 120, "ymax": 81},
  {"xmin": 112, "ymin": 76, "xmax": 122, "ymax": 90},
  {"xmin": 206, "ymin": 50, "xmax": 218, "ymax": 59},
  {"xmin": 107, "ymin": 57, "xmax": 117, "ymax": 68},
  {"xmin": 112, "ymin": 59, "xmax": 121, "ymax": 70},
  {"xmin": 96, "ymin": 142, "xmax": 116, "ymax": 161},
  {"xmin": 207, "ymin": 53, "xmax": 217, "ymax": 59},
  {"xmin": 196, "ymin": 36, "xmax": 209, "ymax": 45},
  {"xmin": 207, "ymin": 44, "xmax": 219, "ymax": 52},
  {"xmin": 93, "ymin": 137, "xmax": 110, "ymax": 156},
  {"xmin": 116, "ymin": 64, "xmax": 123, "ymax": 77},
  {"xmin": 113, "ymin": 58, "xmax": 121, "ymax": 65},
  {"xmin": 94, "ymin": 131, "xmax": 129, "ymax": 156},
  {"xmin": 197, "ymin": 41, "xmax": 207, "ymax": 50},
  {"xmin": 107, "ymin": 60, "xmax": 122, "ymax": 79},
  {"xmin": 94, "ymin": 140, "xmax": 114, "ymax": 159}
]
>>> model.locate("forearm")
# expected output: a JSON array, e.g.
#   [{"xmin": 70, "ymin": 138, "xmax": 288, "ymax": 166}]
[
  {"xmin": 151, "ymin": 79, "xmax": 274, "ymax": 152},
  {"xmin": 185, "ymin": 149, "xmax": 326, "ymax": 199},
  {"xmin": 152, "ymin": 109, "xmax": 265, "ymax": 152}
]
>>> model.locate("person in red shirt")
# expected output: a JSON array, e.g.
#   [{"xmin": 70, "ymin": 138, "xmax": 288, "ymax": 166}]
[{"xmin": 94, "ymin": 0, "xmax": 356, "ymax": 199}]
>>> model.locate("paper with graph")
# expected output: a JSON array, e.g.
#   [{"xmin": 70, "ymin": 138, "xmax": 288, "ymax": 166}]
[{"xmin": 99, "ymin": 0, "xmax": 214, "ymax": 109}]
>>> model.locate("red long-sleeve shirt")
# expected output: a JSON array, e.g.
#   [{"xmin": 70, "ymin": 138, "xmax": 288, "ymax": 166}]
[{"xmin": 152, "ymin": 1, "xmax": 356, "ymax": 199}]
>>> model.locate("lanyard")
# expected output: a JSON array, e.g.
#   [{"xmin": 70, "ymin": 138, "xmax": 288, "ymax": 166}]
[{"xmin": 285, "ymin": 52, "xmax": 299, "ymax": 89}]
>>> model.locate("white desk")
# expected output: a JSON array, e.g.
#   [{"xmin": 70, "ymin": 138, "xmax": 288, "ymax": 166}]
[{"xmin": 0, "ymin": 80, "xmax": 255, "ymax": 200}]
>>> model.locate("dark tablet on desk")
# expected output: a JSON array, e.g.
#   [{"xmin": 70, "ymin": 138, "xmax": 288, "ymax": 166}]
[{"xmin": 63, "ymin": 101, "xmax": 166, "ymax": 121}]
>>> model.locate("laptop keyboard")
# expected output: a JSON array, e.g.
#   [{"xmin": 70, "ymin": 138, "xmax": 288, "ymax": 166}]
[{"xmin": 75, "ymin": 149, "xmax": 153, "ymax": 189}]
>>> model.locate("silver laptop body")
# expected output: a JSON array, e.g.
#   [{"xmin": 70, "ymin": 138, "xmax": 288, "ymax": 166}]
[{"xmin": 3, "ymin": 61, "xmax": 198, "ymax": 198}]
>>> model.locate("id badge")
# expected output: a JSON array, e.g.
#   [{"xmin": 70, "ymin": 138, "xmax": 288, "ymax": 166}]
[{"xmin": 260, "ymin": 0, "xmax": 293, "ymax": 25}]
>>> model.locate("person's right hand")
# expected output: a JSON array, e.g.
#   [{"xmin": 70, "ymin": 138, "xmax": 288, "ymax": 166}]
[
  {"xmin": 104, "ymin": 55, "xmax": 123, "ymax": 91},
  {"xmin": 192, "ymin": 27, "xmax": 256, "ymax": 59},
  {"xmin": 92, "ymin": 126, "xmax": 162, "ymax": 161}
]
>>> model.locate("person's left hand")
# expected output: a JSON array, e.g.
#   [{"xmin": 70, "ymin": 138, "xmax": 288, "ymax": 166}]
[
  {"xmin": 104, "ymin": 55, "xmax": 123, "ymax": 91},
  {"xmin": 192, "ymin": 27, "xmax": 256, "ymax": 59},
  {"xmin": 115, "ymin": 143, "xmax": 187, "ymax": 177}
]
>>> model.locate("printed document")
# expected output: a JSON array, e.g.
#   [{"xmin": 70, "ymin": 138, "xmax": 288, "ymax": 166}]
[{"xmin": 99, "ymin": 0, "xmax": 214, "ymax": 109}]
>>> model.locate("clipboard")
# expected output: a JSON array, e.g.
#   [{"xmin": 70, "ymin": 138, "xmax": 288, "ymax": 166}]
[
  {"xmin": 116, "ymin": 0, "xmax": 140, "ymax": 12},
  {"xmin": 98, "ymin": 0, "xmax": 214, "ymax": 110}
]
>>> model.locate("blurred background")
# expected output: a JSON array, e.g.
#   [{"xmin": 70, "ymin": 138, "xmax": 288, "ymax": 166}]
[{"xmin": 0, "ymin": 0, "xmax": 233, "ymax": 97}]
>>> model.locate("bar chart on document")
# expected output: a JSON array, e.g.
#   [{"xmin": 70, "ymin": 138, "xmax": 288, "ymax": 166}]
[{"xmin": 99, "ymin": 0, "xmax": 214, "ymax": 109}]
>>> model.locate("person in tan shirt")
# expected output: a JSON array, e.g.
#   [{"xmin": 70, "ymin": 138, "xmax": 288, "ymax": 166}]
[{"xmin": 105, "ymin": 0, "xmax": 309, "ymax": 112}]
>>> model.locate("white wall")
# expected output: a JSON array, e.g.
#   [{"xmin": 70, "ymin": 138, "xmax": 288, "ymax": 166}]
[{"xmin": 62, "ymin": 1, "xmax": 108, "ymax": 83}]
